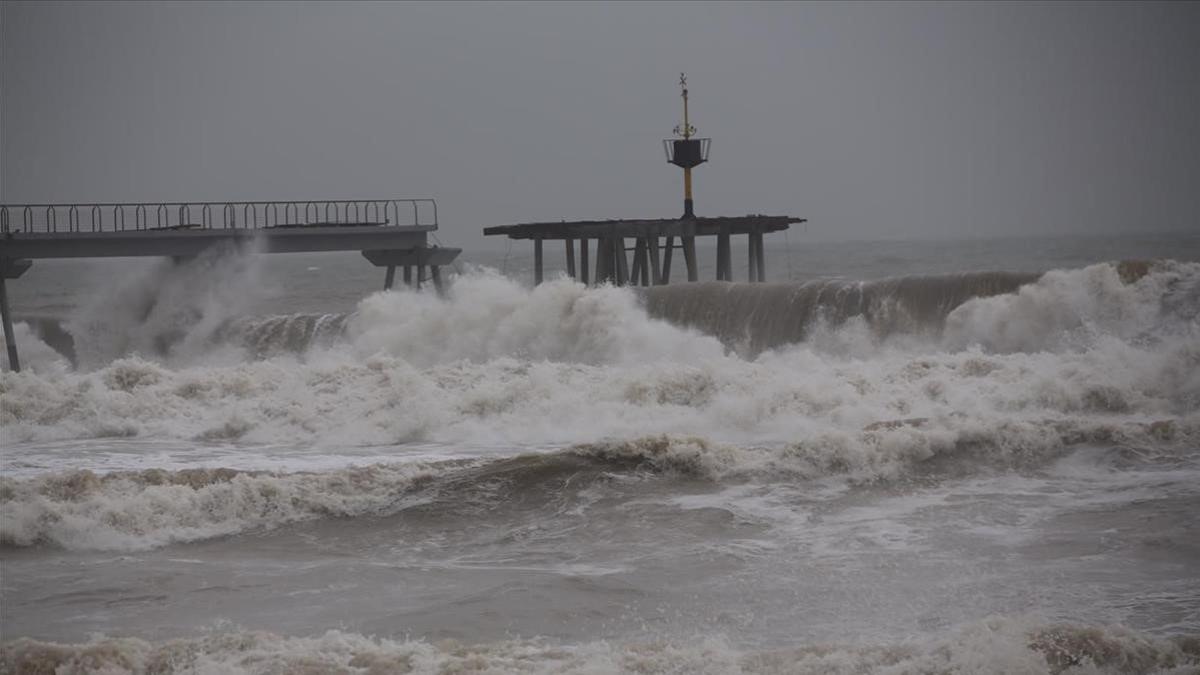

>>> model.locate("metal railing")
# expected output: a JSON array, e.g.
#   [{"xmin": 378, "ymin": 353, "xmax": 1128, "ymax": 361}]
[{"xmin": 0, "ymin": 199, "xmax": 438, "ymax": 234}]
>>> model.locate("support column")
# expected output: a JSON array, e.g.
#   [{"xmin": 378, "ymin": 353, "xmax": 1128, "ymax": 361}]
[
  {"xmin": 715, "ymin": 234, "xmax": 723, "ymax": 281},
  {"xmin": 632, "ymin": 237, "xmax": 650, "ymax": 287},
  {"xmin": 754, "ymin": 232, "xmax": 766, "ymax": 282},
  {"xmin": 580, "ymin": 238, "xmax": 590, "ymax": 286},
  {"xmin": 417, "ymin": 251, "xmax": 426, "ymax": 290},
  {"xmin": 747, "ymin": 233, "xmax": 758, "ymax": 283},
  {"xmin": 639, "ymin": 240, "xmax": 651, "ymax": 287},
  {"xmin": 595, "ymin": 236, "xmax": 610, "ymax": 285},
  {"xmin": 403, "ymin": 265, "xmax": 413, "ymax": 287},
  {"xmin": 431, "ymin": 266, "xmax": 444, "ymax": 295},
  {"xmin": 384, "ymin": 265, "xmax": 396, "ymax": 291},
  {"xmin": 614, "ymin": 237, "xmax": 629, "ymax": 286},
  {"xmin": 682, "ymin": 236, "xmax": 698, "ymax": 282},
  {"xmin": 534, "ymin": 237, "xmax": 544, "ymax": 285},
  {"xmin": 661, "ymin": 236, "xmax": 674, "ymax": 284},
  {"xmin": 0, "ymin": 275, "xmax": 18, "ymax": 373},
  {"xmin": 565, "ymin": 239, "xmax": 576, "ymax": 279},
  {"xmin": 717, "ymin": 230, "xmax": 731, "ymax": 281},
  {"xmin": 648, "ymin": 237, "xmax": 661, "ymax": 285},
  {"xmin": 725, "ymin": 237, "xmax": 734, "ymax": 281},
  {"xmin": 630, "ymin": 238, "xmax": 643, "ymax": 284}
]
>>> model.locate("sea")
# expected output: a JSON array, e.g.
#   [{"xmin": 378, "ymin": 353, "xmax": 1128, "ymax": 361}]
[{"xmin": 1, "ymin": 232, "xmax": 1199, "ymax": 674}]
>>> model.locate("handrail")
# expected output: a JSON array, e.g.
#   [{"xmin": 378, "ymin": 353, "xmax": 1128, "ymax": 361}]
[{"xmin": 0, "ymin": 198, "xmax": 438, "ymax": 234}]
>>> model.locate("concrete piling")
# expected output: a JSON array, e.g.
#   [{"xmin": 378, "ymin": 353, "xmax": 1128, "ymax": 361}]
[
  {"xmin": 661, "ymin": 236, "xmax": 674, "ymax": 284},
  {"xmin": 534, "ymin": 237, "xmax": 544, "ymax": 285},
  {"xmin": 580, "ymin": 238, "xmax": 590, "ymax": 285},
  {"xmin": 1, "ymin": 275, "xmax": 18, "ymax": 372}
]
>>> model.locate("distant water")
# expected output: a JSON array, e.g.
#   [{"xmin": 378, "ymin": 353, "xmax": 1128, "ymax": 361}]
[{"xmin": 2, "ymin": 233, "xmax": 1199, "ymax": 674}]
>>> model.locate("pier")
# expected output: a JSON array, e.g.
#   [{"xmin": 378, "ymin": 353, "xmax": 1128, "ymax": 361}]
[
  {"xmin": 484, "ymin": 74, "xmax": 804, "ymax": 286},
  {"xmin": 484, "ymin": 215, "xmax": 801, "ymax": 286},
  {"xmin": 0, "ymin": 198, "xmax": 460, "ymax": 372}
]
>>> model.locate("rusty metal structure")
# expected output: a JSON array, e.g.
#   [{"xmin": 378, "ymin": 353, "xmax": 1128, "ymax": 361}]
[
  {"xmin": 0, "ymin": 198, "xmax": 459, "ymax": 372},
  {"xmin": 484, "ymin": 74, "xmax": 805, "ymax": 287}
]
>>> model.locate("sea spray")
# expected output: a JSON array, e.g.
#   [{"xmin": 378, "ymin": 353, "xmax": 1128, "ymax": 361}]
[
  {"xmin": 14, "ymin": 260, "xmax": 1197, "ymax": 366},
  {"xmin": 65, "ymin": 242, "xmax": 272, "ymax": 370},
  {"xmin": 3, "ymin": 262, "xmax": 1198, "ymax": 449},
  {"xmin": 942, "ymin": 259, "xmax": 1200, "ymax": 353},
  {"xmin": 0, "ymin": 322, "xmax": 71, "ymax": 375},
  {"xmin": 346, "ymin": 269, "xmax": 727, "ymax": 367}
]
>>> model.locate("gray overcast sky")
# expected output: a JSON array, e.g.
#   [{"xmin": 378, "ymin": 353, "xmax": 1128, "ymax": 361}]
[{"xmin": 2, "ymin": 1, "xmax": 1198, "ymax": 247}]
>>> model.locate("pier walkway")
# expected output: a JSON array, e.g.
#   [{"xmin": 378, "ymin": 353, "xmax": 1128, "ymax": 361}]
[{"xmin": 0, "ymin": 198, "xmax": 460, "ymax": 371}]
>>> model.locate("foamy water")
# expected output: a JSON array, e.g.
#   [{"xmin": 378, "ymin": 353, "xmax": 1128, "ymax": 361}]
[{"xmin": 2, "ymin": 239, "xmax": 1198, "ymax": 674}]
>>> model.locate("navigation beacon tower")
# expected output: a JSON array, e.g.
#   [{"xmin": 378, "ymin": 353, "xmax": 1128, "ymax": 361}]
[
  {"xmin": 664, "ymin": 73, "xmax": 711, "ymax": 218},
  {"xmin": 483, "ymin": 74, "xmax": 804, "ymax": 286}
]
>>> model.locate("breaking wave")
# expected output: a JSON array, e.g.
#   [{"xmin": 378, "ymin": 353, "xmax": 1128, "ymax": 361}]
[
  {"xmin": 10, "ymin": 258, "xmax": 1196, "ymax": 368},
  {"xmin": 1, "ymin": 261, "xmax": 1197, "ymax": 474},
  {"xmin": 0, "ymin": 462, "xmax": 455, "ymax": 550},
  {"xmin": 641, "ymin": 270, "xmax": 1039, "ymax": 353},
  {"xmin": 3, "ymin": 618, "xmax": 1197, "ymax": 674},
  {"xmin": 4, "ymin": 418, "xmax": 1196, "ymax": 552},
  {"xmin": 2, "ymin": 260, "xmax": 1198, "ymax": 552}
]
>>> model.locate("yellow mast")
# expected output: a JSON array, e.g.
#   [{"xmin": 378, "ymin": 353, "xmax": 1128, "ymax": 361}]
[{"xmin": 674, "ymin": 73, "xmax": 697, "ymax": 217}]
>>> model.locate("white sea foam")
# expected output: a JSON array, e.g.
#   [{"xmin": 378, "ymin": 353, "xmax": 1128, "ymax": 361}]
[
  {"xmin": 0, "ymin": 322, "xmax": 72, "ymax": 375},
  {"xmin": 64, "ymin": 243, "xmax": 270, "ymax": 370},
  {"xmin": 3, "ymin": 422, "xmax": 1196, "ymax": 552},
  {"xmin": 345, "ymin": 268, "xmax": 727, "ymax": 366},
  {"xmin": 6, "ymin": 260, "xmax": 1197, "ymax": 551},
  {"xmin": 942, "ymin": 260, "xmax": 1200, "ymax": 353},
  {"xmin": 2, "ymin": 617, "xmax": 1196, "ymax": 674},
  {"xmin": 0, "ymin": 462, "xmax": 450, "ymax": 550},
  {"xmin": 2, "ymin": 263, "xmax": 1197, "ymax": 453}
]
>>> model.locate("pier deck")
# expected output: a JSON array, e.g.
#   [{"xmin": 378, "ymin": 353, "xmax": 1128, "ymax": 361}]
[
  {"xmin": 484, "ymin": 214, "xmax": 804, "ymax": 286},
  {"xmin": 0, "ymin": 199, "xmax": 461, "ymax": 371}
]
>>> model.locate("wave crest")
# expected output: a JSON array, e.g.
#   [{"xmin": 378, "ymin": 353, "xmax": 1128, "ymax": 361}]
[
  {"xmin": 2, "ymin": 619, "xmax": 1196, "ymax": 674},
  {"xmin": 5, "ymin": 415, "xmax": 1194, "ymax": 552},
  {"xmin": 0, "ymin": 463, "xmax": 444, "ymax": 551}
]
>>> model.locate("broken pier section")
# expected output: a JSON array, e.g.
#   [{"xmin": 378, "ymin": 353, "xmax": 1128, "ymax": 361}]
[
  {"xmin": 0, "ymin": 199, "xmax": 460, "ymax": 372},
  {"xmin": 484, "ymin": 214, "xmax": 804, "ymax": 286}
]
